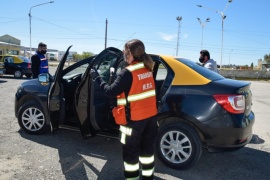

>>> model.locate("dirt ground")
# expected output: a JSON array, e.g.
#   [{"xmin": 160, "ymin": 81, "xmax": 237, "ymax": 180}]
[{"xmin": 0, "ymin": 71, "xmax": 270, "ymax": 180}]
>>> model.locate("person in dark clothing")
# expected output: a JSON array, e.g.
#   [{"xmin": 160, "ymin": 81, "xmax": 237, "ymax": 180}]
[
  {"xmin": 90, "ymin": 39, "xmax": 158, "ymax": 180},
  {"xmin": 31, "ymin": 42, "xmax": 49, "ymax": 78}
]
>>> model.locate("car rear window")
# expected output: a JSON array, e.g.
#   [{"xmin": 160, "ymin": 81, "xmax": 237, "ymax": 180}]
[
  {"xmin": 18, "ymin": 56, "xmax": 31, "ymax": 63},
  {"xmin": 177, "ymin": 58, "xmax": 224, "ymax": 81}
]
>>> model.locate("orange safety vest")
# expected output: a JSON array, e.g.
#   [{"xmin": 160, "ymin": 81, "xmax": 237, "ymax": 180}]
[{"xmin": 112, "ymin": 61, "xmax": 157, "ymax": 125}]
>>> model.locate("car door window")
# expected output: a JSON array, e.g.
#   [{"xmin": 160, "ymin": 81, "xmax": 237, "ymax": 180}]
[
  {"xmin": 156, "ymin": 63, "xmax": 168, "ymax": 81},
  {"xmin": 93, "ymin": 53, "xmax": 120, "ymax": 83},
  {"xmin": 155, "ymin": 62, "xmax": 168, "ymax": 99},
  {"xmin": 63, "ymin": 63, "xmax": 89, "ymax": 78}
]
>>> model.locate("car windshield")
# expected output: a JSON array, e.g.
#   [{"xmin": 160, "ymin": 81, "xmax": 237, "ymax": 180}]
[
  {"xmin": 18, "ymin": 56, "xmax": 31, "ymax": 63},
  {"xmin": 177, "ymin": 58, "xmax": 224, "ymax": 81}
]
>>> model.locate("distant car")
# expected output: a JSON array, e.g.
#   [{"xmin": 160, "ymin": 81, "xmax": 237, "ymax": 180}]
[
  {"xmin": 15, "ymin": 46, "xmax": 255, "ymax": 170},
  {"xmin": 0, "ymin": 55, "xmax": 32, "ymax": 78}
]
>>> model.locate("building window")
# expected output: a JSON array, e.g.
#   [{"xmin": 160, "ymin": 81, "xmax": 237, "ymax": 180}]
[{"xmin": 11, "ymin": 50, "xmax": 19, "ymax": 55}]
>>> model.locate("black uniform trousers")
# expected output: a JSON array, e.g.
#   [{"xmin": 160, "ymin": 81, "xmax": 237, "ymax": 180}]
[{"xmin": 120, "ymin": 116, "xmax": 158, "ymax": 180}]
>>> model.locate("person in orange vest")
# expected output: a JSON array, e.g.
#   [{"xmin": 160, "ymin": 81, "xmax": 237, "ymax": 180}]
[{"xmin": 90, "ymin": 39, "xmax": 158, "ymax": 179}]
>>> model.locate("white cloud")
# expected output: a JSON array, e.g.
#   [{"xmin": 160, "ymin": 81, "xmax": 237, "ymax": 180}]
[{"xmin": 157, "ymin": 32, "xmax": 177, "ymax": 41}]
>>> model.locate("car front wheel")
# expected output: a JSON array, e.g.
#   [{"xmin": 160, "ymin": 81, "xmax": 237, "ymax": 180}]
[
  {"xmin": 156, "ymin": 123, "xmax": 202, "ymax": 170},
  {"xmin": 18, "ymin": 102, "xmax": 49, "ymax": 134}
]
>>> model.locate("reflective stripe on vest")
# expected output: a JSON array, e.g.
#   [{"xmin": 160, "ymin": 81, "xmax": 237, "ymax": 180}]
[
  {"xmin": 113, "ymin": 61, "xmax": 157, "ymax": 122},
  {"xmin": 126, "ymin": 62, "xmax": 144, "ymax": 71},
  {"xmin": 117, "ymin": 89, "xmax": 156, "ymax": 105}
]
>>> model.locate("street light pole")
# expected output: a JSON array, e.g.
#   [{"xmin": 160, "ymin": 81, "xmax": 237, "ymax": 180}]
[
  {"xmin": 29, "ymin": 1, "xmax": 54, "ymax": 59},
  {"xmin": 176, "ymin": 16, "xmax": 182, "ymax": 56},
  {"xmin": 105, "ymin": 18, "xmax": 108, "ymax": 49},
  {"xmin": 197, "ymin": 0, "xmax": 233, "ymax": 69},
  {"xmin": 197, "ymin": 17, "xmax": 210, "ymax": 50}
]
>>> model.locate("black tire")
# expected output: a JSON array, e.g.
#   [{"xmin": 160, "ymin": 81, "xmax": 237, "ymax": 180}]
[
  {"xmin": 18, "ymin": 102, "xmax": 49, "ymax": 135},
  {"xmin": 156, "ymin": 123, "xmax": 202, "ymax": 170},
  {"xmin": 14, "ymin": 70, "xmax": 23, "ymax": 78}
]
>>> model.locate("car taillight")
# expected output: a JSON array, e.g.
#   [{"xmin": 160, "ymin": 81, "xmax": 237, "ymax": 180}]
[
  {"xmin": 27, "ymin": 63, "xmax": 31, "ymax": 68},
  {"xmin": 213, "ymin": 94, "xmax": 245, "ymax": 114}
]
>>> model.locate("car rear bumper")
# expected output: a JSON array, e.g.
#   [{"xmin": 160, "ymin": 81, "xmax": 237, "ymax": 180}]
[
  {"xmin": 197, "ymin": 111, "xmax": 255, "ymax": 151},
  {"xmin": 22, "ymin": 68, "xmax": 32, "ymax": 74}
]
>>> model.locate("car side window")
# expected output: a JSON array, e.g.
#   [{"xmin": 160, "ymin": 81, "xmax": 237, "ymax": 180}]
[
  {"xmin": 153, "ymin": 61, "xmax": 169, "ymax": 101},
  {"xmin": 63, "ymin": 63, "xmax": 89, "ymax": 78},
  {"xmin": 156, "ymin": 63, "xmax": 168, "ymax": 81},
  {"xmin": 4, "ymin": 57, "xmax": 8, "ymax": 63},
  {"xmin": 4, "ymin": 57, "xmax": 13, "ymax": 63},
  {"xmin": 9, "ymin": 57, "xmax": 14, "ymax": 63}
]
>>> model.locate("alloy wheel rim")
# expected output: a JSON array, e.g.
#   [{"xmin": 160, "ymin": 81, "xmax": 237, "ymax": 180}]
[
  {"xmin": 22, "ymin": 107, "xmax": 45, "ymax": 131},
  {"xmin": 15, "ymin": 71, "xmax": 22, "ymax": 78},
  {"xmin": 160, "ymin": 130, "xmax": 192, "ymax": 163}
]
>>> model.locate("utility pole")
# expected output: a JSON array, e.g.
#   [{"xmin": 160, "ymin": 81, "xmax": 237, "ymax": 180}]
[
  {"xmin": 176, "ymin": 16, "xmax": 182, "ymax": 56},
  {"xmin": 105, "ymin": 18, "xmax": 108, "ymax": 49}
]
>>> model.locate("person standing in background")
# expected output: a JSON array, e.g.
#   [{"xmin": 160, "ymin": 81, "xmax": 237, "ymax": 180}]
[
  {"xmin": 199, "ymin": 50, "xmax": 219, "ymax": 73},
  {"xmin": 31, "ymin": 42, "xmax": 49, "ymax": 78}
]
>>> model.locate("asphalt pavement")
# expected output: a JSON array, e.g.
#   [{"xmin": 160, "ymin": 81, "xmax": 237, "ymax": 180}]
[{"xmin": 0, "ymin": 68, "xmax": 269, "ymax": 180}]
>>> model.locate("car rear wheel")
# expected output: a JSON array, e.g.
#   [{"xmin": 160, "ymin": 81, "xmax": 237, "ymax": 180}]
[
  {"xmin": 18, "ymin": 102, "xmax": 49, "ymax": 135},
  {"xmin": 156, "ymin": 123, "xmax": 202, "ymax": 170},
  {"xmin": 14, "ymin": 70, "xmax": 23, "ymax": 78}
]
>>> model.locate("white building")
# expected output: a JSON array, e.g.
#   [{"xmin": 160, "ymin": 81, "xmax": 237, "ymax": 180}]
[{"xmin": 58, "ymin": 51, "xmax": 77, "ymax": 61}]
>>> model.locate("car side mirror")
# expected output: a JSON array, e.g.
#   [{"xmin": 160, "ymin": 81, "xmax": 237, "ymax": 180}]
[{"xmin": 38, "ymin": 73, "xmax": 50, "ymax": 85}]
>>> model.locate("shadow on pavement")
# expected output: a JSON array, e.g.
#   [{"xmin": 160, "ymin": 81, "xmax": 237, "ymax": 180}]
[
  {"xmin": 19, "ymin": 130, "xmax": 270, "ymax": 180},
  {"xmin": 0, "ymin": 75, "xmax": 31, "ymax": 81}
]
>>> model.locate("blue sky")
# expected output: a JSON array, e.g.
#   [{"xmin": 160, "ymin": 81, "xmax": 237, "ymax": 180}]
[{"xmin": 1, "ymin": 0, "xmax": 269, "ymax": 66}]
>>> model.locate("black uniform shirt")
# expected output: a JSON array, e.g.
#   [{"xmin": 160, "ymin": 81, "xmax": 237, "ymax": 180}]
[
  {"xmin": 100, "ymin": 68, "xmax": 133, "ymax": 98},
  {"xmin": 31, "ymin": 53, "xmax": 41, "ymax": 78}
]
